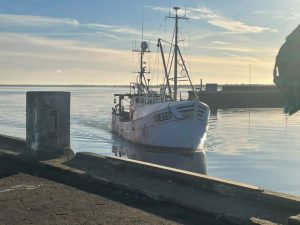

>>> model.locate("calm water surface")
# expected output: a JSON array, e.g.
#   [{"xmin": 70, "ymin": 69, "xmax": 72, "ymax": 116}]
[{"xmin": 0, "ymin": 86, "xmax": 299, "ymax": 195}]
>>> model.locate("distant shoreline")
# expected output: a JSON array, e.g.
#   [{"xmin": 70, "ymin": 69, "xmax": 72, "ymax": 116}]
[
  {"xmin": 0, "ymin": 84, "xmax": 275, "ymax": 88},
  {"xmin": 0, "ymin": 84, "xmax": 130, "ymax": 87}
]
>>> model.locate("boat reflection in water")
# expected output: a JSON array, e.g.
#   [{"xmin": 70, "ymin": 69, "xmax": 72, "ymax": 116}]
[{"xmin": 112, "ymin": 141, "xmax": 207, "ymax": 175}]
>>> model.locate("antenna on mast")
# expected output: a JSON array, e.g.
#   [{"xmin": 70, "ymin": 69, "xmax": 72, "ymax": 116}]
[{"xmin": 142, "ymin": 2, "xmax": 144, "ymax": 41}]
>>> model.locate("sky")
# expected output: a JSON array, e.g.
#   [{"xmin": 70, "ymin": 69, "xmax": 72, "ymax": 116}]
[{"xmin": 0, "ymin": 0, "xmax": 299, "ymax": 85}]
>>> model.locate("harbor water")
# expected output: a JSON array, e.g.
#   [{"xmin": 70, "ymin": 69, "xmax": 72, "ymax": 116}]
[{"xmin": 0, "ymin": 86, "xmax": 299, "ymax": 196}]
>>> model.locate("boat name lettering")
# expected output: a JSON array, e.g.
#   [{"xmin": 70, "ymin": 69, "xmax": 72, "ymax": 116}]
[{"xmin": 153, "ymin": 112, "xmax": 171, "ymax": 123}]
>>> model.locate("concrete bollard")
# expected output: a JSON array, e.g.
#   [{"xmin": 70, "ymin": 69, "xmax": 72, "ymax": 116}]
[{"xmin": 26, "ymin": 92, "xmax": 71, "ymax": 160}]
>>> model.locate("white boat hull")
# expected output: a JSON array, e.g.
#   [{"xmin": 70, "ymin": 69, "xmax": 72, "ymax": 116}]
[{"xmin": 112, "ymin": 100, "xmax": 209, "ymax": 150}]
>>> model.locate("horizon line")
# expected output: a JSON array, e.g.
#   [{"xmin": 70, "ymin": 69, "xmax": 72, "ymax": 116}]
[{"xmin": 0, "ymin": 83, "xmax": 276, "ymax": 87}]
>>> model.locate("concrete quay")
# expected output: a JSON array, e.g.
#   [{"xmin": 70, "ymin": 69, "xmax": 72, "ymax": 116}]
[
  {"xmin": 0, "ymin": 162, "xmax": 218, "ymax": 225},
  {"xmin": 0, "ymin": 135, "xmax": 228, "ymax": 225},
  {"xmin": 0, "ymin": 134, "xmax": 299, "ymax": 225},
  {"xmin": 0, "ymin": 172, "xmax": 180, "ymax": 225}
]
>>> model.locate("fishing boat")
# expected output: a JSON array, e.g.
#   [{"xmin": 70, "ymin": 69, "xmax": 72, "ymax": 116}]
[{"xmin": 112, "ymin": 7, "xmax": 210, "ymax": 150}]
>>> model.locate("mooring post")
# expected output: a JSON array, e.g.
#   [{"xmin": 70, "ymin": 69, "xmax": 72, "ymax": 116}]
[{"xmin": 26, "ymin": 92, "xmax": 71, "ymax": 160}]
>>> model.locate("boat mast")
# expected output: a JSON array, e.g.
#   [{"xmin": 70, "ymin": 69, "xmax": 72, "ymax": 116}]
[
  {"xmin": 140, "ymin": 47, "xmax": 144, "ymax": 91},
  {"xmin": 174, "ymin": 7, "xmax": 179, "ymax": 101},
  {"xmin": 133, "ymin": 5, "xmax": 149, "ymax": 96},
  {"xmin": 140, "ymin": 4, "xmax": 145, "ymax": 94},
  {"xmin": 133, "ymin": 41, "xmax": 149, "ymax": 95},
  {"xmin": 167, "ymin": 7, "xmax": 188, "ymax": 101}
]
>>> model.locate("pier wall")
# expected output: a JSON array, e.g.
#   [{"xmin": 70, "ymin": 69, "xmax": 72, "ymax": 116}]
[
  {"xmin": 71, "ymin": 152, "xmax": 300, "ymax": 211},
  {"xmin": 191, "ymin": 85, "xmax": 285, "ymax": 109},
  {"xmin": 0, "ymin": 134, "xmax": 25, "ymax": 151},
  {"xmin": 198, "ymin": 91, "xmax": 285, "ymax": 108}
]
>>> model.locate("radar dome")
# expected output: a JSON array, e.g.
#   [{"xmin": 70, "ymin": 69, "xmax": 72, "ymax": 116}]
[{"xmin": 141, "ymin": 41, "xmax": 148, "ymax": 51}]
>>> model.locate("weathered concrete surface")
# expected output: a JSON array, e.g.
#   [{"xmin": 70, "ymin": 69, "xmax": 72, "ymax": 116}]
[
  {"xmin": 26, "ymin": 92, "xmax": 70, "ymax": 159},
  {"xmin": 288, "ymin": 215, "xmax": 300, "ymax": 225},
  {"xmin": 0, "ymin": 134, "xmax": 25, "ymax": 153},
  {"xmin": 0, "ymin": 173, "xmax": 182, "ymax": 225},
  {"xmin": 64, "ymin": 152, "xmax": 300, "ymax": 225},
  {"xmin": 0, "ymin": 140, "xmax": 227, "ymax": 225},
  {"xmin": 0, "ymin": 135, "xmax": 299, "ymax": 225}
]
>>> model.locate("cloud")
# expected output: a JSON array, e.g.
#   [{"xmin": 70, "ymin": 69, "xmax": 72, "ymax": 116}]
[
  {"xmin": 252, "ymin": 9, "xmax": 300, "ymax": 21},
  {"xmin": 212, "ymin": 41, "xmax": 229, "ymax": 45},
  {"xmin": 0, "ymin": 32, "xmax": 275, "ymax": 85},
  {"xmin": 148, "ymin": 6, "xmax": 277, "ymax": 34},
  {"xmin": 191, "ymin": 7, "xmax": 278, "ymax": 33},
  {"xmin": 87, "ymin": 23, "xmax": 142, "ymax": 36},
  {"xmin": 0, "ymin": 11, "xmax": 277, "ymax": 85},
  {"xmin": 0, "ymin": 14, "xmax": 79, "ymax": 27},
  {"xmin": 188, "ymin": 54, "xmax": 274, "ymax": 84},
  {"xmin": 197, "ymin": 45, "xmax": 277, "ymax": 54},
  {"xmin": 0, "ymin": 32, "xmax": 136, "ymax": 84},
  {"xmin": 207, "ymin": 19, "xmax": 276, "ymax": 33},
  {"xmin": 0, "ymin": 32, "xmax": 130, "ymax": 61},
  {"xmin": 85, "ymin": 23, "xmax": 114, "ymax": 29},
  {"xmin": 145, "ymin": 6, "xmax": 170, "ymax": 13},
  {"xmin": 0, "ymin": 14, "xmax": 142, "ymax": 44},
  {"xmin": 222, "ymin": 52, "xmax": 260, "ymax": 62},
  {"xmin": 96, "ymin": 32, "xmax": 119, "ymax": 39}
]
